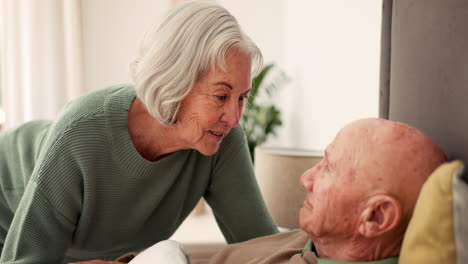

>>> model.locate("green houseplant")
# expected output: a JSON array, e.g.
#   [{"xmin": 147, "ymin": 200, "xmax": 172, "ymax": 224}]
[{"xmin": 242, "ymin": 63, "xmax": 288, "ymax": 161}]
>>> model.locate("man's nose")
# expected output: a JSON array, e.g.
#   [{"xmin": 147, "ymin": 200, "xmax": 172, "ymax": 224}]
[
  {"xmin": 300, "ymin": 167, "xmax": 316, "ymax": 192},
  {"xmin": 221, "ymin": 101, "xmax": 241, "ymax": 127}
]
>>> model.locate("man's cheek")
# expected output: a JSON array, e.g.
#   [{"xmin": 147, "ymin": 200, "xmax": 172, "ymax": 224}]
[
  {"xmin": 314, "ymin": 193, "xmax": 330, "ymax": 212},
  {"xmin": 299, "ymin": 208, "xmax": 316, "ymax": 234}
]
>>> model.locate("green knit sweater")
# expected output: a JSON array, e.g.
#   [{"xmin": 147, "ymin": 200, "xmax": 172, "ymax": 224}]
[{"xmin": 0, "ymin": 85, "xmax": 278, "ymax": 263}]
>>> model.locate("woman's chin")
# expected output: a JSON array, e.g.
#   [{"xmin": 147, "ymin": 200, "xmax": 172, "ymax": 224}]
[{"xmin": 196, "ymin": 145, "xmax": 220, "ymax": 156}]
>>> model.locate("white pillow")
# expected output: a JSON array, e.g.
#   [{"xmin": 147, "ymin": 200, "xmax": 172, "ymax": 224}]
[{"xmin": 129, "ymin": 240, "xmax": 190, "ymax": 264}]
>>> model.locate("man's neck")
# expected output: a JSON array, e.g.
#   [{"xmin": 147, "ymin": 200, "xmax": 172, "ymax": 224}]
[{"xmin": 313, "ymin": 235, "xmax": 401, "ymax": 262}]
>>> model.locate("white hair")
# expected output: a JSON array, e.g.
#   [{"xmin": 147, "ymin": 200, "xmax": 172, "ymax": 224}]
[{"xmin": 130, "ymin": 0, "xmax": 263, "ymax": 126}]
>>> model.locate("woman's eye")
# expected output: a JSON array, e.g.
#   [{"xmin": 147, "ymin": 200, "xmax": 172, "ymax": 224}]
[
  {"xmin": 239, "ymin": 96, "xmax": 248, "ymax": 103},
  {"xmin": 215, "ymin": 95, "xmax": 228, "ymax": 102}
]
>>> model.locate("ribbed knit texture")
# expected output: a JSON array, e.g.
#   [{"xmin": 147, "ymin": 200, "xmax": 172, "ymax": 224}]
[{"xmin": 0, "ymin": 85, "xmax": 278, "ymax": 263}]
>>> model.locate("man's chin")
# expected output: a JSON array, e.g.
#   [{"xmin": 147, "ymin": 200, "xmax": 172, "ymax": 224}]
[
  {"xmin": 299, "ymin": 209, "xmax": 312, "ymax": 232},
  {"xmin": 299, "ymin": 209, "xmax": 321, "ymax": 239}
]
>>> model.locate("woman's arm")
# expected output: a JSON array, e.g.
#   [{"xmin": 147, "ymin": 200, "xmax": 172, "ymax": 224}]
[
  {"xmin": 204, "ymin": 126, "xmax": 279, "ymax": 243},
  {"xmin": 1, "ymin": 122, "xmax": 83, "ymax": 263}
]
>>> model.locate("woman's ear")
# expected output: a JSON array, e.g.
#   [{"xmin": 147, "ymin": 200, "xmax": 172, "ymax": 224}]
[{"xmin": 357, "ymin": 195, "xmax": 402, "ymax": 238}]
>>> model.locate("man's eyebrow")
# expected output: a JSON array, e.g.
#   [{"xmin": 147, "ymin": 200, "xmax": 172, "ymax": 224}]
[
  {"xmin": 324, "ymin": 149, "xmax": 333, "ymax": 168},
  {"xmin": 324, "ymin": 149, "xmax": 329, "ymax": 159}
]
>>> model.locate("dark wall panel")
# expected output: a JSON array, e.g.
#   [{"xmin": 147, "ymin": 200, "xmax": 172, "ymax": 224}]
[{"xmin": 387, "ymin": 0, "xmax": 468, "ymax": 169}]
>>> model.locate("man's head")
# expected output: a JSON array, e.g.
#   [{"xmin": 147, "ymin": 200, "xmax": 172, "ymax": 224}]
[{"xmin": 299, "ymin": 118, "xmax": 446, "ymax": 261}]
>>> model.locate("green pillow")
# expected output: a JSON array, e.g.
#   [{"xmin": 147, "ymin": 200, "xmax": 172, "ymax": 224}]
[{"xmin": 400, "ymin": 160, "xmax": 464, "ymax": 264}]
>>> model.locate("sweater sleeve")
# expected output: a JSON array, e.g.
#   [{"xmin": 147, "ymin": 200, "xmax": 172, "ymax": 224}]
[
  {"xmin": 204, "ymin": 126, "xmax": 279, "ymax": 244},
  {"xmin": 1, "ymin": 121, "xmax": 84, "ymax": 263}
]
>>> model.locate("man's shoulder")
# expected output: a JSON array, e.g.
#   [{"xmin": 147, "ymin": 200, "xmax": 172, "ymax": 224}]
[
  {"xmin": 222, "ymin": 230, "xmax": 310, "ymax": 255},
  {"xmin": 243, "ymin": 229, "xmax": 310, "ymax": 246},
  {"xmin": 209, "ymin": 230, "xmax": 312, "ymax": 264}
]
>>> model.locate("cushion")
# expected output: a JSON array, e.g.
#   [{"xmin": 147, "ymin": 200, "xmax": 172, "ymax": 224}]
[
  {"xmin": 453, "ymin": 162, "xmax": 468, "ymax": 264},
  {"xmin": 399, "ymin": 160, "xmax": 464, "ymax": 264}
]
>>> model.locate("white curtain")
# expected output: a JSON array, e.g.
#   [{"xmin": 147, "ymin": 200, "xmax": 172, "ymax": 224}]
[{"xmin": 0, "ymin": 0, "xmax": 84, "ymax": 129}]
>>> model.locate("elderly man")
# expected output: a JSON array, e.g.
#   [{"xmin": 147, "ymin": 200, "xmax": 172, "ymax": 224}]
[
  {"xmin": 113, "ymin": 118, "xmax": 446, "ymax": 264},
  {"xmin": 206, "ymin": 118, "xmax": 446, "ymax": 264}
]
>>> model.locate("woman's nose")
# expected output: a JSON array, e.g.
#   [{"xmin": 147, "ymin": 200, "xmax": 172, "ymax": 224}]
[{"xmin": 221, "ymin": 101, "xmax": 241, "ymax": 127}]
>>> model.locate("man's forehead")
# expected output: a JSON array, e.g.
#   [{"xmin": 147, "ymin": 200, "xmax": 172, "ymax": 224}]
[
  {"xmin": 327, "ymin": 131, "xmax": 346, "ymax": 152},
  {"xmin": 324, "ymin": 140, "xmax": 339, "ymax": 159},
  {"xmin": 326, "ymin": 130, "xmax": 360, "ymax": 165}
]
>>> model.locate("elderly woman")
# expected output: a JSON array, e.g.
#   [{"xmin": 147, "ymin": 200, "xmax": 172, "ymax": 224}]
[{"xmin": 0, "ymin": 1, "xmax": 278, "ymax": 263}]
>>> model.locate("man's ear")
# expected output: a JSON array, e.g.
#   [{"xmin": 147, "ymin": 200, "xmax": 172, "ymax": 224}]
[{"xmin": 357, "ymin": 195, "xmax": 402, "ymax": 238}]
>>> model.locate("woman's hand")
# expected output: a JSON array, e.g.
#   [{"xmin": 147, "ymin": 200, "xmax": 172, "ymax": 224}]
[{"xmin": 69, "ymin": 261, "xmax": 126, "ymax": 264}]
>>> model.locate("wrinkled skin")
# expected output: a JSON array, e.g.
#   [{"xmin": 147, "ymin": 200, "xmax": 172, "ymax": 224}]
[{"xmin": 298, "ymin": 118, "xmax": 446, "ymax": 261}]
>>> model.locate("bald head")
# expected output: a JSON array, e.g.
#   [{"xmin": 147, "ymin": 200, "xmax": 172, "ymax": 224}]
[
  {"xmin": 299, "ymin": 118, "xmax": 446, "ymax": 261},
  {"xmin": 338, "ymin": 118, "xmax": 446, "ymax": 220}
]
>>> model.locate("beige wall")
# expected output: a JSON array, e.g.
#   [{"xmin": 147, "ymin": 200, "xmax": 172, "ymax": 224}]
[{"xmin": 81, "ymin": 0, "xmax": 170, "ymax": 92}]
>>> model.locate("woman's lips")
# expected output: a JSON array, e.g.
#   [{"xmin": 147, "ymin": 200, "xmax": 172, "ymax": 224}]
[{"xmin": 209, "ymin": 130, "xmax": 225, "ymax": 142}]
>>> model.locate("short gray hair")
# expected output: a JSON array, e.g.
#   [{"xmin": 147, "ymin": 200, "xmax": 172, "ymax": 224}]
[{"xmin": 130, "ymin": 1, "xmax": 263, "ymax": 126}]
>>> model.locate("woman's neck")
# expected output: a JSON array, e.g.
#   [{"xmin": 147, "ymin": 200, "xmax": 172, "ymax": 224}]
[{"xmin": 127, "ymin": 98, "xmax": 185, "ymax": 161}]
